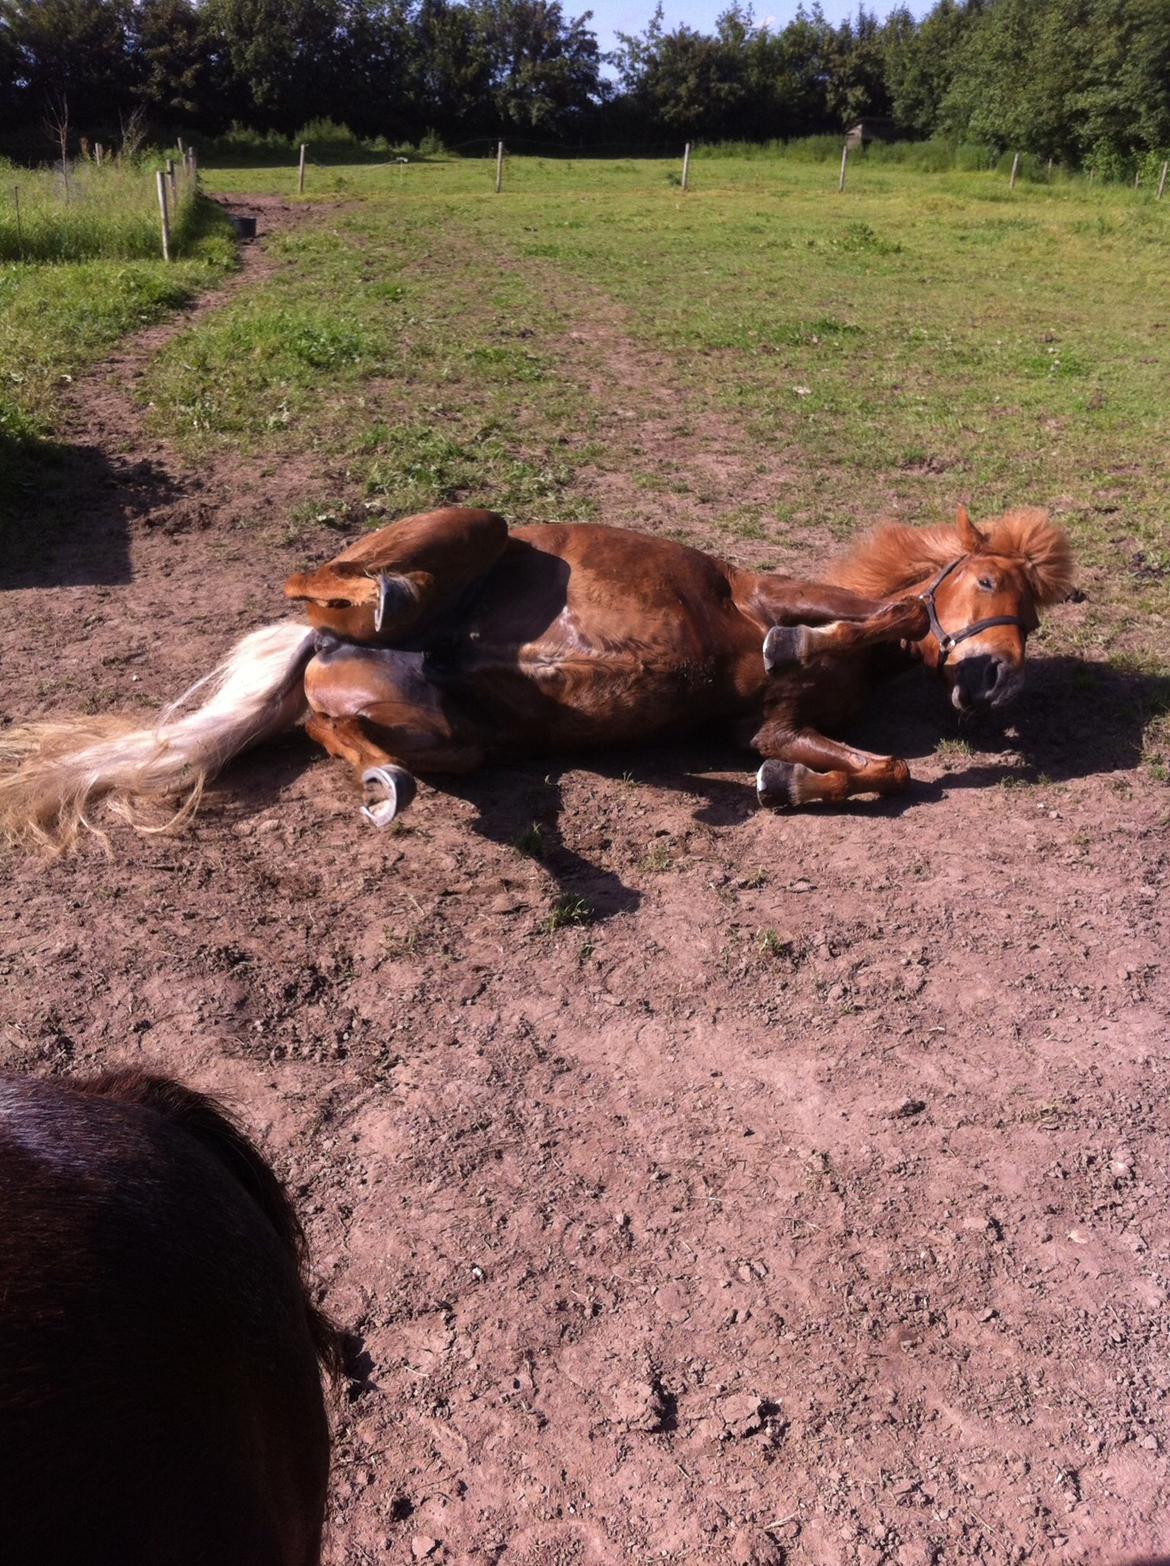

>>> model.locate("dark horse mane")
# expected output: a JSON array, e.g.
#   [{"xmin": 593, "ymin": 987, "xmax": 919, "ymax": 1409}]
[
  {"xmin": 824, "ymin": 506, "xmax": 1075, "ymax": 605},
  {"xmin": 77, "ymin": 1069, "xmax": 344, "ymax": 1378}
]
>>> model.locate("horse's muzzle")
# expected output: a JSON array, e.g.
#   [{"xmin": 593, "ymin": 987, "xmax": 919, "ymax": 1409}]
[{"xmin": 951, "ymin": 653, "xmax": 1024, "ymax": 714}]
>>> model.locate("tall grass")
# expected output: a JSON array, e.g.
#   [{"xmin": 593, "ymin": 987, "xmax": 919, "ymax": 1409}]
[
  {"xmin": 698, "ymin": 135, "xmax": 1167, "ymax": 184},
  {"xmin": 0, "ymin": 156, "xmax": 201, "ymax": 263}
]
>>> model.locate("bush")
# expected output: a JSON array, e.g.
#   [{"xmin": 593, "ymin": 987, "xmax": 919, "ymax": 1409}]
[{"xmin": 295, "ymin": 118, "xmax": 362, "ymax": 154}]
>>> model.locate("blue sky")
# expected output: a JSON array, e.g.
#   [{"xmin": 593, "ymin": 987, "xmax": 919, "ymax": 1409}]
[{"xmin": 587, "ymin": 0, "xmax": 935, "ymax": 60}]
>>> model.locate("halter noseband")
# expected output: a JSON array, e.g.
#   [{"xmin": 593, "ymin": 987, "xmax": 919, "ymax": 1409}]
[{"xmin": 918, "ymin": 554, "xmax": 1032, "ymax": 666}]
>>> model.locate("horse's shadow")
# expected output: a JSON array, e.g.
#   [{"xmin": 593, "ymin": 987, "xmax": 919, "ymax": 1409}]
[
  {"xmin": 0, "ymin": 430, "xmax": 185, "ymax": 591},
  {"xmin": 225, "ymin": 653, "xmax": 1166, "ymax": 926},
  {"xmin": 434, "ymin": 764, "xmax": 646, "ymax": 921},
  {"xmin": 852, "ymin": 654, "xmax": 1170, "ymax": 792}
]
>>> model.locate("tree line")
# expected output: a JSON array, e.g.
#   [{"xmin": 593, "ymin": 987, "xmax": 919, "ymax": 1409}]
[{"xmin": 1, "ymin": 0, "xmax": 1168, "ymax": 170}]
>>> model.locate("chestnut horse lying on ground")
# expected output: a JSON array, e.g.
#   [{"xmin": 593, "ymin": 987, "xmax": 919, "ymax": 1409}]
[
  {"xmin": 0, "ymin": 1070, "xmax": 340, "ymax": 1566},
  {"xmin": 0, "ymin": 504, "xmax": 1072, "ymax": 850}
]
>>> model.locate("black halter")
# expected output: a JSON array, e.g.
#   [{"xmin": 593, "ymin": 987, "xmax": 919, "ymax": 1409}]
[{"xmin": 918, "ymin": 555, "xmax": 1032, "ymax": 666}]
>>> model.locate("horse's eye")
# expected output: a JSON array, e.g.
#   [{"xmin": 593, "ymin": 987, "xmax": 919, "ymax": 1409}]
[{"xmin": 978, "ymin": 577, "xmax": 995, "ymax": 591}]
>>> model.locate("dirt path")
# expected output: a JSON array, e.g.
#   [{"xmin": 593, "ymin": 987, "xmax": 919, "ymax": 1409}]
[{"xmin": 1, "ymin": 206, "xmax": 1168, "ymax": 1566}]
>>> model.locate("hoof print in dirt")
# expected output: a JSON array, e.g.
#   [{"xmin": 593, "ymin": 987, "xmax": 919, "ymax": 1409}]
[{"xmin": 613, "ymin": 1374, "xmax": 675, "ymax": 1433}]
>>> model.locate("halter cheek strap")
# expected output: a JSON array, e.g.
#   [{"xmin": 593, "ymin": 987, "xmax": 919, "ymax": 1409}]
[{"xmin": 918, "ymin": 555, "xmax": 1033, "ymax": 666}]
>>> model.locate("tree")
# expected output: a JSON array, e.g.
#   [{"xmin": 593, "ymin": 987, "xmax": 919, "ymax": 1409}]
[
  {"xmin": 473, "ymin": 0, "xmax": 602, "ymax": 133},
  {"xmin": 0, "ymin": 0, "xmax": 135, "ymax": 131},
  {"xmin": 200, "ymin": 0, "xmax": 343, "ymax": 130},
  {"xmin": 0, "ymin": 17, "xmax": 21, "ymax": 128},
  {"xmin": 823, "ymin": 6, "xmax": 892, "ymax": 126},
  {"xmin": 407, "ymin": 0, "xmax": 493, "ymax": 136},
  {"xmin": 132, "ymin": 0, "xmax": 210, "ymax": 123},
  {"xmin": 884, "ymin": 0, "xmax": 979, "ymax": 138}
]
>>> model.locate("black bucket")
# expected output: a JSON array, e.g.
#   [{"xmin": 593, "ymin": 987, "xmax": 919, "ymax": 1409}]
[{"xmin": 230, "ymin": 214, "xmax": 257, "ymax": 240}]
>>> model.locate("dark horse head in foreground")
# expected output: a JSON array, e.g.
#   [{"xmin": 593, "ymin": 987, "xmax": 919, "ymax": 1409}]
[
  {"xmin": 0, "ymin": 1070, "xmax": 340, "ymax": 1566},
  {"xmin": 0, "ymin": 503, "xmax": 1073, "ymax": 850}
]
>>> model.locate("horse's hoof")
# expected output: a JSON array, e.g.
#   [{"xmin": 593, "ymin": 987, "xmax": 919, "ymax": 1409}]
[
  {"xmin": 361, "ymin": 765, "xmax": 417, "ymax": 828},
  {"xmin": 756, "ymin": 759, "xmax": 814, "ymax": 808},
  {"xmin": 763, "ymin": 624, "xmax": 812, "ymax": 672}
]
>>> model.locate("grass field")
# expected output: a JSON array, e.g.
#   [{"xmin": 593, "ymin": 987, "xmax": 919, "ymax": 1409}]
[
  {"xmin": 0, "ymin": 159, "xmax": 235, "ymax": 454},
  {"xmin": 194, "ymin": 154, "xmax": 1169, "ymax": 690}
]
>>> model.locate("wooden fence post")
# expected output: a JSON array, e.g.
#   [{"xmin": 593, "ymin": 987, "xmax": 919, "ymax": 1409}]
[
  {"xmin": 167, "ymin": 158, "xmax": 177, "ymax": 200},
  {"xmin": 495, "ymin": 139, "xmax": 504, "ymax": 193},
  {"xmin": 156, "ymin": 169, "xmax": 171, "ymax": 261},
  {"xmin": 681, "ymin": 142, "xmax": 691, "ymax": 191},
  {"xmin": 1134, "ymin": 170, "xmax": 1141, "ymax": 189},
  {"xmin": 838, "ymin": 142, "xmax": 849, "ymax": 193},
  {"xmin": 1088, "ymin": 167, "xmax": 1095, "ymax": 185},
  {"xmin": 177, "ymin": 136, "xmax": 185, "ymax": 158},
  {"xmin": 13, "ymin": 185, "xmax": 22, "ymax": 256},
  {"xmin": 298, "ymin": 143, "xmax": 306, "ymax": 194},
  {"xmin": 1009, "ymin": 152, "xmax": 1020, "ymax": 189},
  {"xmin": 1158, "ymin": 160, "xmax": 1168, "ymax": 200}
]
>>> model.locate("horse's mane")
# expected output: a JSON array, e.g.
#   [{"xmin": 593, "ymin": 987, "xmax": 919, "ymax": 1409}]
[{"xmin": 825, "ymin": 507, "xmax": 1074, "ymax": 605}]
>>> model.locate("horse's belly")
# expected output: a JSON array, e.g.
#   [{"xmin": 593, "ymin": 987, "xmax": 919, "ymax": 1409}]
[{"xmin": 467, "ymin": 648, "xmax": 746, "ymax": 750}]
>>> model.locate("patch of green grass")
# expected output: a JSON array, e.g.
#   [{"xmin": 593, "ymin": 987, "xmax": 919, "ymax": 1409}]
[
  {"xmin": 0, "ymin": 194, "xmax": 235, "ymax": 444},
  {"xmin": 513, "ymin": 822, "xmax": 546, "ymax": 860},
  {"xmin": 200, "ymin": 148, "xmax": 1161, "ymax": 650},
  {"xmin": 543, "ymin": 894, "xmax": 594, "ymax": 932},
  {"xmin": 936, "ymin": 736, "xmax": 974, "ymax": 758},
  {"xmin": 638, "ymin": 841, "xmax": 672, "ymax": 873}
]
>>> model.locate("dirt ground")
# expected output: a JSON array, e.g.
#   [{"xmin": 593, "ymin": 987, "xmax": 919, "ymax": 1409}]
[{"xmin": 2, "ymin": 199, "xmax": 1168, "ymax": 1566}]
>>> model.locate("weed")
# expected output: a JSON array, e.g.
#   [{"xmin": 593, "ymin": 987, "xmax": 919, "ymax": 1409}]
[
  {"xmin": 543, "ymin": 894, "xmax": 594, "ymax": 932},
  {"xmin": 757, "ymin": 928, "xmax": 796, "ymax": 960},
  {"xmin": 513, "ymin": 822, "xmax": 546, "ymax": 860},
  {"xmin": 936, "ymin": 737, "xmax": 974, "ymax": 758},
  {"xmin": 639, "ymin": 842, "xmax": 672, "ymax": 873}
]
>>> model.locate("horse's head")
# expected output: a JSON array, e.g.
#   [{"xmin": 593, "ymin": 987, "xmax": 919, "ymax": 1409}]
[{"xmin": 914, "ymin": 506, "xmax": 1073, "ymax": 715}]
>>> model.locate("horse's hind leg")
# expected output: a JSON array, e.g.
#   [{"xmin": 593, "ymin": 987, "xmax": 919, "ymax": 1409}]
[
  {"xmin": 286, "ymin": 507, "xmax": 508, "ymax": 645},
  {"xmin": 763, "ymin": 597, "xmax": 929, "ymax": 671},
  {"xmin": 751, "ymin": 722, "xmax": 911, "ymax": 808}
]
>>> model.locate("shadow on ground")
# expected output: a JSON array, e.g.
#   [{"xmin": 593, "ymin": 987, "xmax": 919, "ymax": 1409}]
[
  {"xmin": 854, "ymin": 654, "xmax": 1169, "ymax": 788},
  {"xmin": 201, "ymin": 652, "xmax": 1170, "ymax": 925},
  {"xmin": 0, "ymin": 429, "xmax": 186, "ymax": 591}
]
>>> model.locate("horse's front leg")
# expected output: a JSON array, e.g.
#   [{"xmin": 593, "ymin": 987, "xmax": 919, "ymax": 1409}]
[
  {"xmin": 763, "ymin": 597, "xmax": 929, "ymax": 672},
  {"xmin": 304, "ymin": 714, "xmax": 421, "ymax": 827},
  {"xmin": 304, "ymin": 641, "xmax": 485, "ymax": 828},
  {"xmin": 750, "ymin": 721, "xmax": 911, "ymax": 808}
]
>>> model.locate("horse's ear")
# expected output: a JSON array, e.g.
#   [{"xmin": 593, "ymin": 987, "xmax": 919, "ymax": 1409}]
[{"xmin": 956, "ymin": 504, "xmax": 987, "ymax": 553}]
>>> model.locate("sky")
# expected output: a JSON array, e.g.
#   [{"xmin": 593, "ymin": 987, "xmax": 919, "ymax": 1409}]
[{"xmin": 587, "ymin": 0, "xmax": 935, "ymax": 61}]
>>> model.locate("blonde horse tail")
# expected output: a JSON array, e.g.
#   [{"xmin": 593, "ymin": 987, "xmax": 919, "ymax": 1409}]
[{"xmin": 0, "ymin": 621, "xmax": 316, "ymax": 854}]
